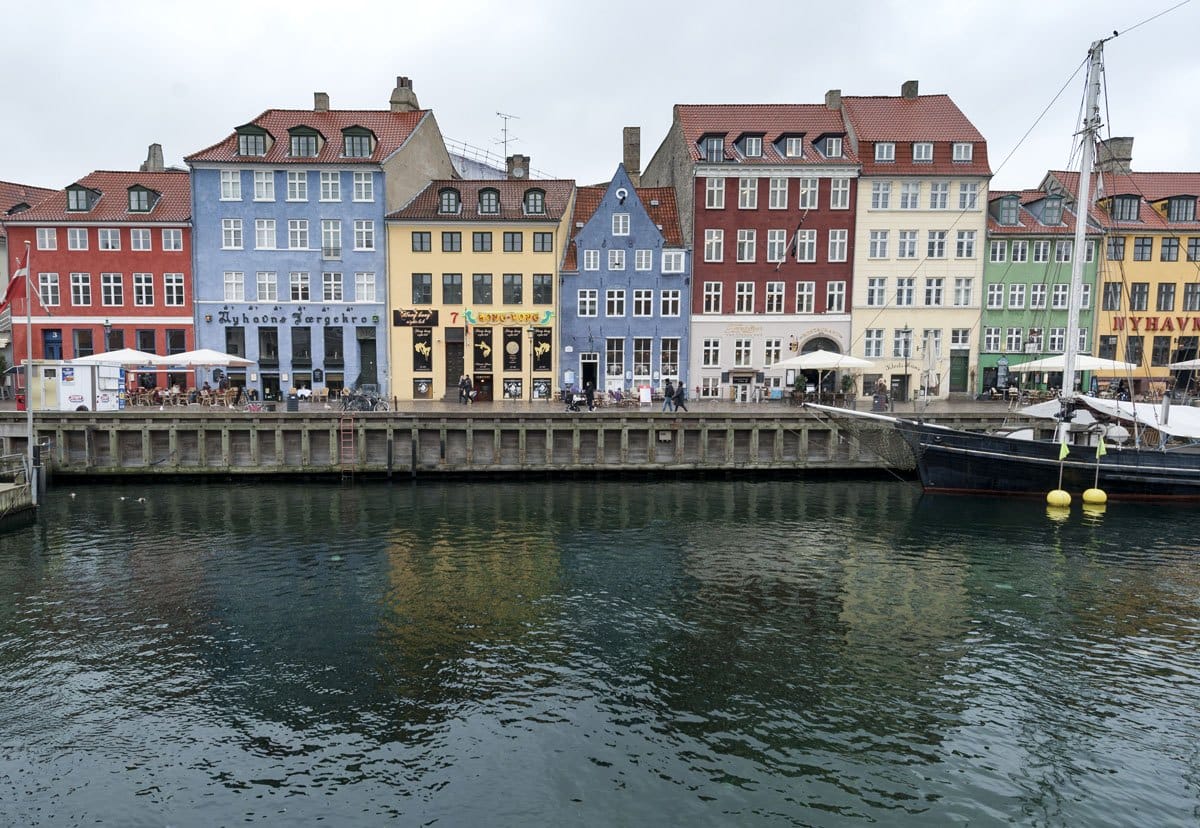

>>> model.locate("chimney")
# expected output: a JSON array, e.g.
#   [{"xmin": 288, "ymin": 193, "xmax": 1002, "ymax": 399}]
[
  {"xmin": 825, "ymin": 89, "xmax": 842, "ymax": 110},
  {"xmin": 507, "ymin": 154, "xmax": 530, "ymax": 180},
  {"xmin": 389, "ymin": 76, "xmax": 420, "ymax": 112},
  {"xmin": 901, "ymin": 80, "xmax": 919, "ymax": 99},
  {"xmin": 140, "ymin": 143, "xmax": 165, "ymax": 173},
  {"xmin": 1096, "ymin": 136, "xmax": 1134, "ymax": 175},
  {"xmin": 314, "ymin": 92, "xmax": 329, "ymax": 112},
  {"xmin": 623, "ymin": 126, "xmax": 641, "ymax": 186}
]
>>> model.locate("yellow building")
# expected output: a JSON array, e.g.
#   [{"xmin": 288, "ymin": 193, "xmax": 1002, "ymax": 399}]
[{"xmin": 386, "ymin": 160, "xmax": 575, "ymax": 401}]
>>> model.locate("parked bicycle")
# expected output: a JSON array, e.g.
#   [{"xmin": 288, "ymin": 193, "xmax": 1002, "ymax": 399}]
[{"xmin": 339, "ymin": 387, "xmax": 389, "ymax": 411}]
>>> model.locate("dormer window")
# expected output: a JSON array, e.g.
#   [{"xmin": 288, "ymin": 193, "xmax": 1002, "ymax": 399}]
[
  {"xmin": 953, "ymin": 142, "xmax": 974, "ymax": 162},
  {"xmin": 479, "ymin": 188, "xmax": 500, "ymax": 214},
  {"xmin": 524, "ymin": 188, "xmax": 545, "ymax": 215},
  {"xmin": 1167, "ymin": 196, "xmax": 1196, "ymax": 222},
  {"xmin": 1111, "ymin": 195, "xmax": 1140, "ymax": 222},
  {"xmin": 342, "ymin": 128, "xmax": 375, "ymax": 158},
  {"xmin": 1043, "ymin": 197, "xmax": 1063, "ymax": 226},
  {"xmin": 127, "ymin": 186, "xmax": 158, "ymax": 212},
  {"xmin": 703, "ymin": 136, "xmax": 724, "ymax": 163},
  {"xmin": 289, "ymin": 128, "xmax": 320, "ymax": 157},
  {"xmin": 66, "ymin": 186, "xmax": 96, "ymax": 212},
  {"xmin": 875, "ymin": 142, "xmax": 895, "ymax": 162},
  {"xmin": 913, "ymin": 142, "xmax": 933, "ymax": 162},
  {"xmin": 237, "ymin": 128, "xmax": 269, "ymax": 157},
  {"xmin": 826, "ymin": 137, "xmax": 843, "ymax": 158},
  {"xmin": 784, "ymin": 137, "xmax": 803, "ymax": 158},
  {"xmin": 743, "ymin": 136, "xmax": 762, "ymax": 157},
  {"xmin": 438, "ymin": 188, "xmax": 461, "ymax": 215},
  {"xmin": 999, "ymin": 196, "xmax": 1019, "ymax": 226}
]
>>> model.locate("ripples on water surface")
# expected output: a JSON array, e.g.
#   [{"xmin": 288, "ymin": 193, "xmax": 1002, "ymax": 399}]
[{"xmin": 1, "ymin": 479, "xmax": 1199, "ymax": 826}]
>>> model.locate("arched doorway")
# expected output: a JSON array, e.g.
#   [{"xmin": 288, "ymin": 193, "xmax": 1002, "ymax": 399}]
[{"xmin": 800, "ymin": 337, "xmax": 841, "ymax": 393}]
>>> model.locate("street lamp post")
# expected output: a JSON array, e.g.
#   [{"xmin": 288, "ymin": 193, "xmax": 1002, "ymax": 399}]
[
  {"xmin": 901, "ymin": 327, "xmax": 912, "ymax": 407},
  {"xmin": 103, "ymin": 318, "xmax": 112, "ymax": 352}
]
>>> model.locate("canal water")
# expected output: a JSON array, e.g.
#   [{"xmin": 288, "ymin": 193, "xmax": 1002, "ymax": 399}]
[{"xmin": 1, "ymin": 479, "xmax": 1198, "ymax": 826}]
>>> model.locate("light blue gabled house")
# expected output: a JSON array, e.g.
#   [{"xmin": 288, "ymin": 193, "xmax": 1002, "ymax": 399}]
[{"xmin": 559, "ymin": 165, "xmax": 691, "ymax": 396}]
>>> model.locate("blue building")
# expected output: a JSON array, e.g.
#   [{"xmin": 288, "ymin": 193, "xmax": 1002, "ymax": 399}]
[
  {"xmin": 186, "ymin": 78, "xmax": 453, "ymax": 399},
  {"xmin": 559, "ymin": 164, "xmax": 690, "ymax": 396}
]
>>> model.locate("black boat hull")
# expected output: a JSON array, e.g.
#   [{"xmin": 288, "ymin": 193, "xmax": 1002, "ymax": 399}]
[{"xmin": 895, "ymin": 419, "xmax": 1200, "ymax": 501}]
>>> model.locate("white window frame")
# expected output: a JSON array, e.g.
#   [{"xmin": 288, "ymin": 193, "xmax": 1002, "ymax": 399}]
[
  {"xmin": 955, "ymin": 230, "xmax": 976, "ymax": 258},
  {"xmin": 735, "ymin": 281, "xmax": 754, "ymax": 313},
  {"xmin": 162, "ymin": 229, "xmax": 182, "ymax": 251},
  {"xmin": 1008, "ymin": 283, "xmax": 1026, "ymax": 309},
  {"xmin": 828, "ymin": 228, "xmax": 847, "ymax": 262},
  {"xmin": 253, "ymin": 170, "xmax": 274, "ymax": 201},
  {"xmin": 660, "ymin": 290, "xmax": 680, "ymax": 316},
  {"xmin": 738, "ymin": 178, "xmax": 758, "ymax": 210},
  {"xmin": 765, "ymin": 281, "xmax": 784, "ymax": 314},
  {"xmin": 953, "ymin": 277, "xmax": 973, "ymax": 307},
  {"xmin": 1030, "ymin": 283, "xmax": 1048, "ymax": 309},
  {"xmin": 924, "ymin": 277, "xmax": 944, "ymax": 307},
  {"xmin": 796, "ymin": 281, "xmax": 815, "ymax": 314},
  {"xmin": 662, "ymin": 250, "xmax": 684, "ymax": 273},
  {"xmin": 131, "ymin": 228, "xmax": 151, "ymax": 251},
  {"xmin": 99, "ymin": 228, "xmax": 120, "ymax": 251},
  {"xmin": 798, "ymin": 178, "xmax": 819, "ymax": 209},
  {"xmin": 768, "ymin": 177, "xmax": 788, "ymax": 210},
  {"xmin": 355, "ymin": 272, "xmax": 376, "ymax": 303},
  {"xmin": 986, "ymin": 284, "xmax": 1004, "ymax": 309},
  {"xmin": 959, "ymin": 182, "xmax": 979, "ymax": 210},
  {"xmin": 866, "ymin": 277, "xmax": 886, "ymax": 307},
  {"xmin": 133, "ymin": 272, "xmax": 154, "ymax": 306},
  {"xmin": 796, "ymin": 229, "xmax": 816, "ymax": 262},
  {"xmin": 929, "ymin": 181, "xmax": 949, "ymax": 210},
  {"xmin": 869, "ymin": 230, "xmax": 889, "ymax": 259},
  {"xmin": 736, "ymin": 229, "xmax": 756, "ymax": 263},
  {"xmin": 354, "ymin": 220, "xmax": 375, "ymax": 251},
  {"xmin": 220, "ymin": 169, "xmax": 242, "ymax": 200},
  {"xmin": 900, "ymin": 182, "xmax": 920, "ymax": 210},
  {"xmin": 257, "ymin": 271, "xmax": 278, "ymax": 302},
  {"xmin": 633, "ymin": 288, "xmax": 653, "ymax": 317},
  {"xmin": 913, "ymin": 142, "xmax": 933, "ymax": 162},
  {"xmin": 320, "ymin": 171, "xmax": 341, "ymax": 202},
  {"xmin": 36, "ymin": 228, "xmax": 57, "ymax": 250},
  {"xmin": 635, "ymin": 249, "xmax": 652, "ymax": 271},
  {"xmin": 895, "ymin": 277, "xmax": 915, "ymax": 307},
  {"xmin": 577, "ymin": 289, "xmax": 598, "ymax": 317},
  {"xmin": 164, "ymin": 272, "xmax": 185, "ymax": 306},
  {"xmin": 255, "ymin": 219, "xmax": 276, "ymax": 250},
  {"xmin": 702, "ymin": 338, "xmax": 721, "ymax": 367},
  {"xmin": 606, "ymin": 288, "xmax": 626, "ymax": 317},
  {"xmin": 323, "ymin": 272, "xmax": 344, "ymax": 302},
  {"xmin": 767, "ymin": 229, "xmax": 786, "ymax": 263},
  {"xmin": 826, "ymin": 281, "xmax": 846, "ymax": 313},
  {"xmin": 608, "ymin": 248, "xmax": 626, "ymax": 270},
  {"xmin": 871, "ymin": 181, "xmax": 891, "ymax": 209},
  {"xmin": 990, "ymin": 240, "xmax": 1007, "ymax": 262},
  {"xmin": 222, "ymin": 218, "xmax": 243, "ymax": 249},
  {"xmin": 70, "ymin": 272, "xmax": 91, "ymax": 306},
  {"xmin": 898, "ymin": 230, "xmax": 917, "ymax": 259},
  {"xmin": 927, "ymin": 230, "xmax": 947, "ymax": 259},
  {"xmin": 353, "ymin": 172, "xmax": 374, "ymax": 202},
  {"xmin": 287, "ymin": 171, "xmax": 308, "ymax": 201},
  {"xmin": 705, "ymin": 177, "xmax": 725, "ymax": 209},
  {"xmin": 288, "ymin": 219, "xmax": 309, "ymax": 250},
  {"xmin": 612, "ymin": 213, "xmax": 631, "ymax": 235},
  {"xmin": 875, "ymin": 142, "xmax": 895, "ymax": 162},
  {"xmin": 704, "ymin": 229, "xmax": 724, "ymax": 262},
  {"xmin": 67, "ymin": 228, "xmax": 88, "ymax": 250},
  {"xmin": 702, "ymin": 282, "xmax": 722, "ymax": 314},
  {"xmin": 864, "ymin": 329, "xmax": 883, "ymax": 358},
  {"xmin": 583, "ymin": 249, "xmax": 599, "ymax": 271},
  {"xmin": 953, "ymin": 142, "xmax": 973, "ymax": 162},
  {"xmin": 830, "ymin": 178, "xmax": 850, "ymax": 210}
]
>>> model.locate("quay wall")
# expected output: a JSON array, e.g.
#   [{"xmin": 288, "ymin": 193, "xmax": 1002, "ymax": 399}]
[{"xmin": 0, "ymin": 409, "xmax": 1021, "ymax": 479}]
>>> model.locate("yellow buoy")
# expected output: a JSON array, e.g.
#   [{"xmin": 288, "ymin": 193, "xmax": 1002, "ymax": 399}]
[
  {"xmin": 1046, "ymin": 489, "xmax": 1071, "ymax": 507},
  {"xmin": 1082, "ymin": 487, "xmax": 1107, "ymax": 505}
]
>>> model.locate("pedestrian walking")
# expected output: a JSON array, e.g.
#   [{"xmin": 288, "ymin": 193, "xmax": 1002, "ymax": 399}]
[
  {"xmin": 584, "ymin": 382, "xmax": 595, "ymax": 411},
  {"xmin": 662, "ymin": 380, "xmax": 675, "ymax": 412},
  {"xmin": 673, "ymin": 382, "xmax": 688, "ymax": 412}
]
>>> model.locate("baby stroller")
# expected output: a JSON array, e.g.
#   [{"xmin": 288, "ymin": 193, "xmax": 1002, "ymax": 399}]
[{"xmin": 563, "ymin": 389, "xmax": 584, "ymax": 412}]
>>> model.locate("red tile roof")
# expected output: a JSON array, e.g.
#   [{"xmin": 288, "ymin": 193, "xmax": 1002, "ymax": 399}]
[
  {"xmin": 842, "ymin": 94, "xmax": 990, "ymax": 176},
  {"xmin": 674, "ymin": 104, "xmax": 858, "ymax": 165},
  {"xmin": 9, "ymin": 170, "xmax": 191, "ymax": 223},
  {"xmin": 0, "ymin": 180, "xmax": 56, "ymax": 239},
  {"xmin": 987, "ymin": 189, "xmax": 1094, "ymax": 236},
  {"xmin": 1047, "ymin": 170, "xmax": 1200, "ymax": 231},
  {"xmin": 562, "ymin": 184, "xmax": 684, "ymax": 271},
  {"xmin": 186, "ymin": 109, "xmax": 428, "ymax": 164},
  {"xmin": 387, "ymin": 179, "xmax": 575, "ymax": 222}
]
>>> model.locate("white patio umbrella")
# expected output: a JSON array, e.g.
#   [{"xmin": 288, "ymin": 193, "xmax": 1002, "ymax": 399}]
[
  {"xmin": 775, "ymin": 349, "xmax": 874, "ymax": 395},
  {"xmin": 1166, "ymin": 358, "xmax": 1200, "ymax": 370},
  {"xmin": 71, "ymin": 347, "xmax": 159, "ymax": 366},
  {"xmin": 151, "ymin": 348, "xmax": 253, "ymax": 368},
  {"xmin": 1011, "ymin": 354, "xmax": 1138, "ymax": 373}
]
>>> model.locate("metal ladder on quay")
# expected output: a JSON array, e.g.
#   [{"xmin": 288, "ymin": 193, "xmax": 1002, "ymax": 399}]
[{"xmin": 338, "ymin": 415, "xmax": 356, "ymax": 481}]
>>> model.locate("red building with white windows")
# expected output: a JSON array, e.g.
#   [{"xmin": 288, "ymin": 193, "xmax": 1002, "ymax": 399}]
[
  {"xmin": 3, "ymin": 147, "xmax": 193, "ymax": 386},
  {"xmin": 643, "ymin": 104, "xmax": 858, "ymax": 399}
]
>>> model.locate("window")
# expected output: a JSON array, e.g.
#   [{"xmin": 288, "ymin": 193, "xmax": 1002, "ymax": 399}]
[
  {"xmin": 67, "ymin": 188, "xmax": 92, "ymax": 211},
  {"xmin": 612, "ymin": 213, "xmax": 631, "ymax": 235},
  {"xmin": 826, "ymin": 137, "xmax": 843, "ymax": 158},
  {"xmin": 733, "ymin": 339, "xmax": 752, "ymax": 367},
  {"xmin": 255, "ymin": 219, "xmax": 276, "ymax": 249},
  {"xmin": 662, "ymin": 250, "xmax": 685, "ymax": 273},
  {"xmin": 633, "ymin": 289, "xmax": 653, "ymax": 317},
  {"xmin": 956, "ymin": 230, "xmax": 976, "ymax": 258},
  {"xmin": 290, "ymin": 271, "xmax": 310, "ymax": 302},
  {"xmin": 286, "ymin": 171, "xmax": 307, "ymax": 201},
  {"xmin": 635, "ymin": 249, "xmax": 652, "ymax": 271},
  {"xmin": 221, "ymin": 219, "xmax": 242, "ymax": 249},
  {"xmin": 322, "ymin": 272, "xmax": 343, "ymax": 302},
  {"xmin": 1185, "ymin": 283, "xmax": 1200, "ymax": 312},
  {"xmin": 257, "ymin": 271, "xmax": 278, "ymax": 302},
  {"xmin": 1161, "ymin": 238, "xmax": 1180, "ymax": 262},
  {"xmin": 1049, "ymin": 328, "xmax": 1066, "ymax": 352},
  {"xmin": 1098, "ymin": 335, "xmax": 1118, "ymax": 360},
  {"xmin": 353, "ymin": 172, "xmax": 373, "ymax": 202},
  {"xmin": 354, "ymin": 272, "xmax": 376, "ymax": 303},
  {"xmin": 661, "ymin": 338, "xmax": 681, "ymax": 377},
  {"xmin": 743, "ymin": 136, "xmax": 762, "ymax": 157},
  {"xmin": 953, "ymin": 277, "xmax": 972, "ymax": 307},
  {"xmin": 237, "ymin": 132, "xmax": 266, "ymax": 156},
  {"xmin": 797, "ymin": 282, "xmax": 817, "ymax": 314},
  {"xmin": 894, "ymin": 329, "xmax": 914, "ymax": 359},
  {"xmin": 1168, "ymin": 197, "xmax": 1196, "ymax": 222},
  {"xmin": 953, "ymin": 142, "xmax": 973, "ymax": 162},
  {"xmin": 830, "ymin": 178, "xmax": 850, "ymax": 209},
  {"xmin": 73, "ymin": 329, "xmax": 95, "ymax": 358},
  {"xmin": 1055, "ymin": 240, "xmax": 1073, "ymax": 262},
  {"xmin": 1152, "ymin": 335, "xmax": 1172, "ymax": 366},
  {"xmin": 705, "ymin": 136, "xmax": 724, "ymax": 163},
  {"xmin": 131, "ymin": 229, "xmax": 151, "ymax": 251},
  {"xmin": 1030, "ymin": 283, "xmax": 1047, "ymax": 309},
  {"xmin": 439, "ymin": 189, "xmax": 461, "ymax": 214},
  {"xmin": 354, "ymin": 220, "xmax": 374, "ymax": 251},
  {"xmin": 1033, "ymin": 240, "xmax": 1050, "ymax": 263},
  {"xmin": 1125, "ymin": 336, "xmax": 1144, "ymax": 366},
  {"xmin": 784, "ymin": 136, "xmax": 803, "ymax": 157},
  {"xmin": 999, "ymin": 197, "xmax": 1019, "ymax": 225},
  {"xmin": 929, "ymin": 182, "xmax": 949, "ymax": 209},
  {"xmin": 321, "ymin": 220, "xmax": 341, "ymax": 258},
  {"xmin": 798, "ymin": 178, "xmax": 819, "ymax": 209},
  {"xmin": 583, "ymin": 250, "xmax": 599, "ymax": 270},
  {"xmin": 503, "ymin": 232, "xmax": 522, "ymax": 252},
  {"xmin": 164, "ymin": 273, "xmax": 184, "ymax": 306},
  {"xmin": 896, "ymin": 277, "xmax": 915, "ymax": 306},
  {"xmin": 1133, "ymin": 237, "xmax": 1153, "ymax": 261},
  {"xmin": 605, "ymin": 287, "xmax": 624, "ymax": 316},
  {"xmin": 258, "ymin": 327, "xmax": 279, "ymax": 366},
  {"xmin": 990, "ymin": 240, "xmax": 1007, "ymax": 262},
  {"xmin": 220, "ymin": 170, "xmax": 242, "ymax": 200},
  {"xmin": 578, "ymin": 289, "xmax": 598, "ymax": 316},
  {"xmin": 959, "ymin": 182, "xmax": 979, "ymax": 210},
  {"xmin": 924, "ymin": 277, "xmax": 944, "ymax": 306},
  {"xmin": 913, "ymin": 142, "xmax": 933, "ymax": 162},
  {"xmin": 828, "ymin": 228, "xmax": 847, "ymax": 262},
  {"xmin": 253, "ymin": 170, "xmax": 274, "ymax": 201},
  {"xmin": 608, "ymin": 249, "xmax": 626, "ymax": 270},
  {"xmin": 1008, "ymin": 283, "xmax": 1025, "ymax": 309},
  {"xmin": 768, "ymin": 177, "xmax": 787, "ymax": 209},
  {"xmin": 503, "ymin": 273, "xmax": 523, "ymax": 304},
  {"xmin": 320, "ymin": 171, "xmax": 340, "ymax": 201},
  {"xmin": 704, "ymin": 229, "xmax": 724, "ymax": 262},
  {"xmin": 478, "ymin": 189, "xmax": 500, "ymax": 214},
  {"xmin": 1052, "ymin": 283, "xmax": 1070, "ymax": 309},
  {"xmin": 1011, "ymin": 240, "xmax": 1028, "ymax": 262},
  {"xmin": 735, "ymin": 282, "xmax": 754, "ymax": 313},
  {"xmin": 533, "ymin": 232, "xmax": 553, "ymax": 252},
  {"xmin": 411, "ymin": 273, "xmax": 432, "ymax": 304},
  {"xmin": 473, "ymin": 273, "xmax": 492, "ymax": 304},
  {"xmin": 524, "ymin": 189, "xmax": 545, "ymax": 214},
  {"xmin": 1111, "ymin": 195, "xmax": 1139, "ymax": 221},
  {"xmin": 443, "ymin": 231, "xmax": 462, "ymax": 253},
  {"xmin": 70, "ymin": 273, "xmax": 91, "ymax": 306},
  {"xmin": 1043, "ymin": 198, "xmax": 1063, "ymax": 225},
  {"xmin": 796, "ymin": 229, "xmax": 816, "ymax": 262},
  {"xmin": 412, "ymin": 231, "xmax": 431, "ymax": 252},
  {"xmin": 764, "ymin": 281, "xmax": 784, "ymax": 314},
  {"xmin": 133, "ymin": 272, "xmax": 153, "ymax": 306},
  {"xmin": 864, "ymin": 329, "xmax": 883, "ymax": 358},
  {"xmin": 1005, "ymin": 327, "xmax": 1023, "ymax": 352},
  {"xmin": 98, "ymin": 229, "xmax": 120, "ymax": 250},
  {"xmin": 1107, "ymin": 237, "xmax": 1126, "ymax": 260},
  {"xmin": 1102, "ymin": 283, "xmax": 1122, "ymax": 311},
  {"xmin": 660, "ymin": 290, "xmax": 681, "ymax": 316},
  {"xmin": 897, "ymin": 230, "xmax": 917, "ymax": 259},
  {"xmin": 442, "ymin": 273, "xmax": 463, "ymax": 304},
  {"xmin": 827, "ymin": 281, "xmax": 846, "ymax": 313},
  {"xmin": 986, "ymin": 284, "xmax": 1004, "ymax": 309},
  {"xmin": 875, "ymin": 142, "xmax": 895, "ymax": 162},
  {"xmin": 1157, "ymin": 282, "xmax": 1176, "ymax": 311},
  {"xmin": 290, "ymin": 132, "xmax": 318, "ymax": 157},
  {"xmin": 344, "ymin": 132, "xmax": 373, "ymax": 158},
  {"xmin": 703, "ymin": 282, "xmax": 722, "ymax": 314},
  {"xmin": 900, "ymin": 182, "xmax": 920, "ymax": 209},
  {"xmin": 162, "ymin": 229, "xmax": 182, "ymax": 251},
  {"xmin": 738, "ymin": 178, "xmax": 757, "ymax": 210},
  {"xmin": 223, "ymin": 271, "xmax": 245, "ymax": 301},
  {"xmin": 927, "ymin": 230, "xmax": 947, "ymax": 258},
  {"xmin": 533, "ymin": 274, "xmax": 553, "ymax": 304},
  {"xmin": 99, "ymin": 272, "xmax": 122, "ymax": 305},
  {"xmin": 706, "ymin": 177, "xmax": 725, "ymax": 209},
  {"xmin": 871, "ymin": 181, "xmax": 891, "ymax": 209},
  {"xmin": 1130, "ymin": 282, "xmax": 1149, "ymax": 312},
  {"xmin": 36, "ymin": 228, "xmax": 57, "ymax": 250},
  {"xmin": 737, "ymin": 229, "xmax": 756, "ymax": 262},
  {"xmin": 983, "ymin": 327, "xmax": 1001, "ymax": 352},
  {"xmin": 866, "ymin": 277, "xmax": 886, "ymax": 307}
]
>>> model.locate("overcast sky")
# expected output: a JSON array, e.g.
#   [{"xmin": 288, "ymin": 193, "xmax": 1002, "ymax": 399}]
[{"xmin": 5, "ymin": 0, "xmax": 1198, "ymax": 195}]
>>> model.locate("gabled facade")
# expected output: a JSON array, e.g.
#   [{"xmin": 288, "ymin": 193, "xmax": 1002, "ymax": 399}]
[
  {"xmin": 839, "ymin": 83, "xmax": 991, "ymax": 401},
  {"xmin": 980, "ymin": 188, "xmax": 1100, "ymax": 393},
  {"xmin": 3, "ymin": 151, "xmax": 193, "ymax": 385},
  {"xmin": 186, "ymin": 78, "xmax": 454, "ymax": 399},
  {"xmin": 1, "ymin": 179, "xmax": 56, "ymax": 371},
  {"xmin": 1047, "ymin": 139, "xmax": 1200, "ymax": 397},
  {"xmin": 643, "ymin": 104, "xmax": 857, "ymax": 400},
  {"xmin": 385, "ymin": 158, "xmax": 575, "ymax": 402},
  {"xmin": 559, "ymin": 164, "xmax": 689, "ymax": 394}
]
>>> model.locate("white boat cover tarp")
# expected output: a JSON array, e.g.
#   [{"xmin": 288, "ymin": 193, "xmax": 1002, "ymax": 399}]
[{"xmin": 1019, "ymin": 395, "xmax": 1200, "ymax": 440}]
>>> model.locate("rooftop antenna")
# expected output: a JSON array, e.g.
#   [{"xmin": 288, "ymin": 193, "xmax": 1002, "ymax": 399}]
[{"xmin": 495, "ymin": 111, "xmax": 520, "ymax": 157}]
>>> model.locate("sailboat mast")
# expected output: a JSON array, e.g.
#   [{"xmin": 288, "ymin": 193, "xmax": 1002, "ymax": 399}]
[{"xmin": 1063, "ymin": 40, "xmax": 1105, "ymax": 396}]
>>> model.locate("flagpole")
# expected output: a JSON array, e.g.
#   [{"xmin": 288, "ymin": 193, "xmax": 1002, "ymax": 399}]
[{"xmin": 23, "ymin": 240, "xmax": 36, "ymax": 507}]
